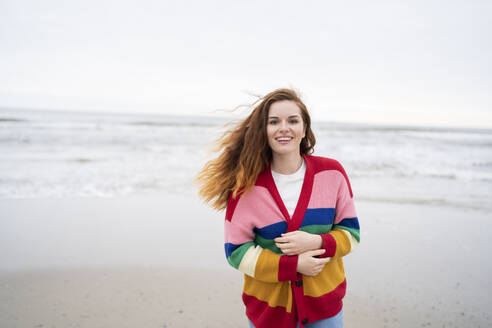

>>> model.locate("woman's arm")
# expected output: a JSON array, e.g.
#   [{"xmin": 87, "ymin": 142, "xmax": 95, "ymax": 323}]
[
  {"xmin": 225, "ymin": 193, "xmax": 331, "ymax": 281},
  {"xmin": 225, "ymin": 220, "xmax": 330, "ymax": 281},
  {"xmin": 317, "ymin": 168, "xmax": 360, "ymax": 259},
  {"xmin": 225, "ymin": 219, "xmax": 298, "ymax": 283},
  {"xmin": 224, "ymin": 189, "xmax": 299, "ymax": 283}
]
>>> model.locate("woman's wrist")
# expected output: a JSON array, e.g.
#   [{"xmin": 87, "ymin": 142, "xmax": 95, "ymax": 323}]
[{"xmin": 313, "ymin": 234, "xmax": 323, "ymax": 249}]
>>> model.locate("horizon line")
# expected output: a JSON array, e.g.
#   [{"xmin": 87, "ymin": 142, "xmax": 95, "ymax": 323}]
[{"xmin": 1, "ymin": 105, "xmax": 491, "ymax": 133}]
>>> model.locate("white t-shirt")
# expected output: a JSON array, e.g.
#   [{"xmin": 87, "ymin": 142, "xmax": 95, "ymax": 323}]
[{"xmin": 271, "ymin": 158, "xmax": 306, "ymax": 218}]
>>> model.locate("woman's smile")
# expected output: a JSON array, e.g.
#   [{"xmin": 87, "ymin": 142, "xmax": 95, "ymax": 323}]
[{"xmin": 276, "ymin": 136, "xmax": 293, "ymax": 144}]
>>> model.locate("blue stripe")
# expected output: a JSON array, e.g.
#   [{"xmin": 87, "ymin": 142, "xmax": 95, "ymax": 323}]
[
  {"xmin": 300, "ymin": 208, "xmax": 336, "ymax": 227},
  {"xmin": 335, "ymin": 217, "xmax": 359, "ymax": 230},
  {"xmin": 253, "ymin": 221, "xmax": 288, "ymax": 240},
  {"xmin": 224, "ymin": 243, "xmax": 240, "ymax": 258}
]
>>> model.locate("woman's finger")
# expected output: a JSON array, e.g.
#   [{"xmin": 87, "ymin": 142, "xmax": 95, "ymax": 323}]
[
  {"xmin": 274, "ymin": 237, "xmax": 290, "ymax": 243},
  {"xmin": 276, "ymin": 241, "xmax": 295, "ymax": 248},
  {"xmin": 282, "ymin": 248, "xmax": 294, "ymax": 254},
  {"xmin": 276, "ymin": 242, "xmax": 290, "ymax": 249},
  {"xmin": 315, "ymin": 257, "xmax": 330, "ymax": 265},
  {"xmin": 306, "ymin": 249, "xmax": 326, "ymax": 257}
]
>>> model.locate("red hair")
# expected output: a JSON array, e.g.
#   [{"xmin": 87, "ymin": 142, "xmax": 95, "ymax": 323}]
[{"xmin": 194, "ymin": 88, "xmax": 316, "ymax": 211}]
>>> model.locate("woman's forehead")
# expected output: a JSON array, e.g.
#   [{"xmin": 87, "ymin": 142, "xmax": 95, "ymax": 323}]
[{"xmin": 268, "ymin": 100, "xmax": 301, "ymax": 117}]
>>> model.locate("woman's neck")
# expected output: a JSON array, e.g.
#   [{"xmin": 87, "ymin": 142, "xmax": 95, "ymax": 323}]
[{"xmin": 271, "ymin": 153, "xmax": 303, "ymax": 175}]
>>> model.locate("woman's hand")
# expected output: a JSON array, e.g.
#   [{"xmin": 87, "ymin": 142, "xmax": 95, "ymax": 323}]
[
  {"xmin": 274, "ymin": 230, "xmax": 323, "ymax": 256},
  {"xmin": 296, "ymin": 249, "xmax": 331, "ymax": 276}
]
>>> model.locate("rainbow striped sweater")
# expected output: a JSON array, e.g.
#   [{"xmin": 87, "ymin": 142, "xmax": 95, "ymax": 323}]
[{"xmin": 224, "ymin": 154, "xmax": 360, "ymax": 328}]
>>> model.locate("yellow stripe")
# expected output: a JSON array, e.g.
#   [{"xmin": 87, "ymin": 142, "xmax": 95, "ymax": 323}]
[
  {"xmin": 303, "ymin": 257, "xmax": 346, "ymax": 297},
  {"xmin": 341, "ymin": 229, "xmax": 359, "ymax": 253},
  {"xmin": 254, "ymin": 248, "xmax": 281, "ymax": 283},
  {"xmin": 243, "ymin": 275, "xmax": 293, "ymax": 312},
  {"xmin": 331, "ymin": 229, "xmax": 352, "ymax": 258}
]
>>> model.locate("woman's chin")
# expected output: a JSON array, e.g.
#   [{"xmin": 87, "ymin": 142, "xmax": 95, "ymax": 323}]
[{"xmin": 271, "ymin": 147, "xmax": 300, "ymax": 157}]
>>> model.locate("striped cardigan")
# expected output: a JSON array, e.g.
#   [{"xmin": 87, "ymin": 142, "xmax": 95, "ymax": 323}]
[{"xmin": 224, "ymin": 154, "xmax": 360, "ymax": 328}]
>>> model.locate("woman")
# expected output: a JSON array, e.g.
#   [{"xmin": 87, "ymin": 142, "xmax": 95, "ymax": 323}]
[{"xmin": 195, "ymin": 88, "xmax": 360, "ymax": 328}]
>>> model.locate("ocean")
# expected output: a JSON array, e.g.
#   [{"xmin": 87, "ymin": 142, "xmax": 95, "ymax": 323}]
[{"xmin": 1, "ymin": 107, "xmax": 491, "ymax": 211}]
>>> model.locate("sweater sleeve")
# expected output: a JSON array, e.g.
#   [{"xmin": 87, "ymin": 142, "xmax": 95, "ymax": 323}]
[
  {"xmin": 318, "ymin": 167, "xmax": 360, "ymax": 259},
  {"xmin": 224, "ymin": 193, "xmax": 299, "ymax": 283}
]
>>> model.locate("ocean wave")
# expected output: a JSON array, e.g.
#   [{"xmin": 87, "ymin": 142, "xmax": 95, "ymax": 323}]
[
  {"xmin": 0, "ymin": 117, "xmax": 26, "ymax": 122},
  {"xmin": 472, "ymin": 161, "xmax": 492, "ymax": 168},
  {"xmin": 0, "ymin": 136, "xmax": 31, "ymax": 143},
  {"xmin": 352, "ymin": 169, "xmax": 459, "ymax": 180},
  {"xmin": 425, "ymin": 173, "xmax": 457, "ymax": 180},
  {"xmin": 357, "ymin": 196, "xmax": 490, "ymax": 211},
  {"xmin": 472, "ymin": 177, "xmax": 492, "ymax": 182},
  {"xmin": 134, "ymin": 180, "xmax": 162, "ymax": 190},
  {"xmin": 128, "ymin": 120, "xmax": 221, "ymax": 128},
  {"xmin": 315, "ymin": 121, "xmax": 492, "ymax": 134},
  {"xmin": 69, "ymin": 158, "xmax": 93, "ymax": 163}
]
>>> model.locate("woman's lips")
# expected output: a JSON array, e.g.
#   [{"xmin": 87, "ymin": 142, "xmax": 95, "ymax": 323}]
[{"xmin": 276, "ymin": 137, "xmax": 293, "ymax": 144}]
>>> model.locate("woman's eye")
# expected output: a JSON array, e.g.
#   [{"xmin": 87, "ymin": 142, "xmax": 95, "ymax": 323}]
[
  {"xmin": 290, "ymin": 120, "xmax": 299, "ymax": 124},
  {"xmin": 269, "ymin": 120, "xmax": 278, "ymax": 125}
]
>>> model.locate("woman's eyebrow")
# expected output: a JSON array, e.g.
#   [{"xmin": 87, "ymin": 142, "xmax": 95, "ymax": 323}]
[{"xmin": 268, "ymin": 115, "xmax": 301, "ymax": 119}]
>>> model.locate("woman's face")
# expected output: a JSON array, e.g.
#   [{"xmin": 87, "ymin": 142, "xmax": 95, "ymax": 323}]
[{"xmin": 266, "ymin": 100, "xmax": 306, "ymax": 157}]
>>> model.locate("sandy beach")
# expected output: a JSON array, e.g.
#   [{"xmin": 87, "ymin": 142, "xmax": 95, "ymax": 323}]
[{"xmin": 1, "ymin": 193, "xmax": 491, "ymax": 327}]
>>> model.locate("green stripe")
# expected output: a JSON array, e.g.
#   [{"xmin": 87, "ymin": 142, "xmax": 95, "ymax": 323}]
[
  {"xmin": 255, "ymin": 235, "xmax": 283, "ymax": 254},
  {"xmin": 299, "ymin": 224, "xmax": 332, "ymax": 234},
  {"xmin": 227, "ymin": 242, "xmax": 255, "ymax": 269},
  {"xmin": 231, "ymin": 224, "xmax": 360, "ymax": 263},
  {"xmin": 334, "ymin": 226, "xmax": 360, "ymax": 243}
]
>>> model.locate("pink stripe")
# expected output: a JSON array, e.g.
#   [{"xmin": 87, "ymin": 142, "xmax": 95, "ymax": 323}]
[
  {"xmin": 233, "ymin": 186, "xmax": 285, "ymax": 229},
  {"xmin": 224, "ymin": 219, "xmax": 255, "ymax": 244},
  {"xmin": 307, "ymin": 171, "xmax": 341, "ymax": 209},
  {"xmin": 334, "ymin": 180, "xmax": 357, "ymax": 224},
  {"xmin": 334, "ymin": 200, "xmax": 356, "ymax": 224},
  {"xmin": 225, "ymin": 186, "xmax": 285, "ymax": 244}
]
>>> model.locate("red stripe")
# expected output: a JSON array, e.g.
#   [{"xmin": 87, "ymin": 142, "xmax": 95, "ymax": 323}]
[
  {"xmin": 288, "ymin": 153, "xmax": 315, "ymax": 232},
  {"xmin": 303, "ymin": 279, "xmax": 346, "ymax": 322},
  {"xmin": 243, "ymin": 293, "xmax": 297, "ymax": 328},
  {"xmin": 260, "ymin": 162, "xmax": 291, "ymax": 221},
  {"xmin": 308, "ymin": 155, "xmax": 353, "ymax": 198},
  {"xmin": 278, "ymin": 255, "xmax": 299, "ymax": 281},
  {"xmin": 225, "ymin": 191, "xmax": 241, "ymax": 222},
  {"xmin": 319, "ymin": 233, "xmax": 336, "ymax": 257},
  {"xmin": 243, "ymin": 278, "xmax": 347, "ymax": 327}
]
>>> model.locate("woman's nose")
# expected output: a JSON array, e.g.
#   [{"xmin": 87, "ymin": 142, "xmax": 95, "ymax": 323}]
[{"xmin": 279, "ymin": 120, "xmax": 289, "ymax": 131}]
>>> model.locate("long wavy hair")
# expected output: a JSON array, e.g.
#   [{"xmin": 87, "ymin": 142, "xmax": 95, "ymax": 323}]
[{"xmin": 194, "ymin": 88, "xmax": 316, "ymax": 211}]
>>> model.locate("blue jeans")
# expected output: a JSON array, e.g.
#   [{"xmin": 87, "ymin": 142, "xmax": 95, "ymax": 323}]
[{"xmin": 248, "ymin": 308, "xmax": 343, "ymax": 328}]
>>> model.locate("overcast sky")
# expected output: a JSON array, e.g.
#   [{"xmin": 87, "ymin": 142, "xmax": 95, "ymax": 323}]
[{"xmin": 1, "ymin": 0, "xmax": 491, "ymax": 128}]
